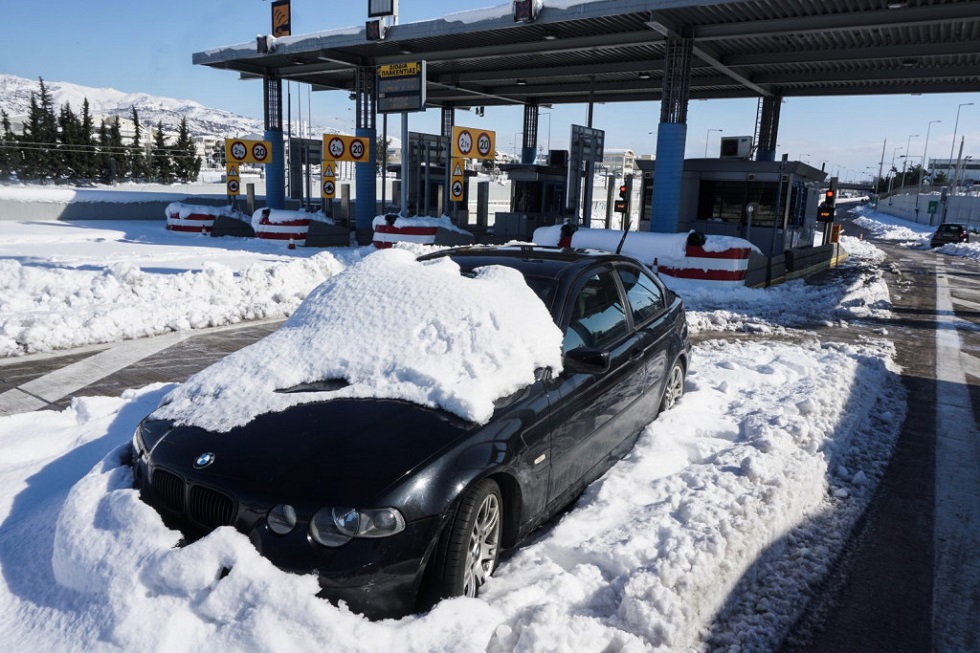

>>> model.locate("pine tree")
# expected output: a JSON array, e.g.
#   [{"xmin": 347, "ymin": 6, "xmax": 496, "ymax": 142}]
[
  {"xmin": 128, "ymin": 106, "xmax": 147, "ymax": 182},
  {"xmin": 151, "ymin": 121, "xmax": 174, "ymax": 184},
  {"xmin": 78, "ymin": 99, "xmax": 97, "ymax": 181},
  {"xmin": 57, "ymin": 101, "xmax": 82, "ymax": 181},
  {"xmin": 97, "ymin": 118, "xmax": 111, "ymax": 183},
  {"xmin": 20, "ymin": 80, "xmax": 58, "ymax": 180},
  {"xmin": 97, "ymin": 117, "xmax": 125, "ymax": 184},
  {"xmin": 0, "ymin": 110, "xmax": 16, "ymax": 181},
  {"xmin": 109, "ymin": 117, "xmax": 125, "ymax": 183},
  {"xmin": 172, "ymin": 116, "xmax": 201, "ymax": 182}
]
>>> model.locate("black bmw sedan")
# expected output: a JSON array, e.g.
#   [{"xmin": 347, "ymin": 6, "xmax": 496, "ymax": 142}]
[{"xmin": 130, "ymin": 245, "xmax": 690, "ymax": 619}]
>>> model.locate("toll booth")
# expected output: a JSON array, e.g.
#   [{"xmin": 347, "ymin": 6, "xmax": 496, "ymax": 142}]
[
  {"xmin": 494, "ymin": 152, "xmax": 570, "ymax": 240},
  {"xmin": 636, "ymin": 158, "xmax": 826, "ymax": 256},
  {"xmin": 387, "ymin": 132, "xmax": 477, "ymax": 219},
  {"xmin": 288, "ymin": 137, "xmax": 323, "ymax": 211}
]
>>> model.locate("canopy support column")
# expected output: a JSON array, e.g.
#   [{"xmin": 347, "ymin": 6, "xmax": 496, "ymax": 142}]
[
  {"xmin": 263, "ymin": 76, "xmax": 285, "ymax": 210},
  {"xmin": 650, "ymin": 37, "xmax": 693, "ymax": 232},
  {"xmin": 755, "ymin": 95, "xmax": 782, "ymax": 162},
  {"xmin": 442, "ymin": 106, "xmax": 454, "ymax": 217},
  {"xmin": 354, "ymin": 66, "xmax": 378, "ymax": 243}
]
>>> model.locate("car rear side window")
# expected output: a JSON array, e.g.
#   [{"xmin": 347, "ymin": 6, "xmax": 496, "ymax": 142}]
[
  {"xmin": 563, "ymin": 270, "xmax": 629, "ymax": 352},
  {"xmin": 617, "ymin": 266, "xmax": 665, "ymax": 325}
]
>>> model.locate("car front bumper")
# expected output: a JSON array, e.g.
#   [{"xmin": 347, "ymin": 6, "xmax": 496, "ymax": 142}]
[{"xmin": 247, "ymin": 514, "xmax": 445, "ymax": 619}]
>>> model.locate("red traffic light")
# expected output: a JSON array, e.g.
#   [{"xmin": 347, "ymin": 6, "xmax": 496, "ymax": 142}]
[
  {"xmin": 825, "ymin": 189, "xmax": 835, "ymax": 200},
  {"xmin": 619, "ymin": 185, "xmax": 627, "ymax": 195}
]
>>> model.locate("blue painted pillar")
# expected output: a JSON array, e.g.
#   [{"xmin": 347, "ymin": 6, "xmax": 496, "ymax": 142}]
[
  {"xmin": 649, "ymin": 36, "xmax": 694, "ymax": 233},
  {"xmin": 265, "ymin": 129, "xmax": 285, "ymax": 209},
  {"xmin": 651, "ymin": 122, "xmax": 687, "ymax": 232},
  {"xmin": 356, "ymin": 127, "xmax": 377, "ymax": 231}
]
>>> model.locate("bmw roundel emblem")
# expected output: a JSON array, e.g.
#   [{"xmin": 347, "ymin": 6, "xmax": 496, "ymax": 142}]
[{"xmin": 194, "ymin": 452, "xmax": 215, "ymax": 469}]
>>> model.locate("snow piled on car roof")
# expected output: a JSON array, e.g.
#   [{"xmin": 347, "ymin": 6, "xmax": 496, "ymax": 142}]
[{"xmin": 151, "ymin": 247, "xmax": 564, "ymax": 431}]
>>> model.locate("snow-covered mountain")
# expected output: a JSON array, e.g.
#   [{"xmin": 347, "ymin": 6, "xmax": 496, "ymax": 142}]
[{"xmin": 0, "ymin": 73, "xmax": 265, "ymax": 138}]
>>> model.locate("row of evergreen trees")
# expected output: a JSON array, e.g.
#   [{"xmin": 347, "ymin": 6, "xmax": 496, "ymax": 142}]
[{"xmin": 0, "ymin": 79, "xmax": 202, "ymax": 185}]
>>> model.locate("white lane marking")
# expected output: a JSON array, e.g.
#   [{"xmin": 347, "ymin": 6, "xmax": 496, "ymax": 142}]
[
  {"xmin": 0, "ymin": 319, "xmax": 284, "ymax": 415},
  {"xmin": 950, "ymin": 294, "xmax": 980, "ymax": 312},
  {"xmin": 933, "ymin": 260, "xmax": 980, "ymax": 651},
  {"xmin": 0, "ymin": 331, "xmax": 192, "ymax": 413}
]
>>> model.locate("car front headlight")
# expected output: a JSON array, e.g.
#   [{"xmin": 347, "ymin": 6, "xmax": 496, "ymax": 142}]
[
  {"xmin": 132, "ymin": 419, "xmax": 171, "ymax": 458},
  {"xmin": 267, "ymin": 504, "xmax": 298, "ymax": 535},
  {"xmin": 309, "ymin": 507, "xmax": 406, "ymax": 547}
]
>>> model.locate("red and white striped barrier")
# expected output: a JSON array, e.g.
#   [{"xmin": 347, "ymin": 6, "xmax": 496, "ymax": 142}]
[
  {"xmin": 656, "ymin": 244, "xmax": 753, "ymax": 286},
  {"xmin": 373, "ymin": 224, "xmax": 439, "ymax": 249},
  {"xmin": 534, "ymin": 225, "xmax": 757, "ymax": 287},
  {"xmin": 165, "ymin": 203, "xmax": 217, "ymax": 233},
  {"xmin": 252, "ymin": 209, "xmax": 310, "ymax": 246},
  {"xmin": 371, "ymin": 215, "xmax": 473, "ymax": 249}
]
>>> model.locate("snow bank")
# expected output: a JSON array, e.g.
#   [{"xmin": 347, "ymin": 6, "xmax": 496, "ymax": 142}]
[
  {"xmin": 372, "ymin": 214, "xmax": 473, "ymax": 236},
  {"xmin": 0, "ymin": 220, "xmax": 367, "ymax": 357},
  {"xmin": 0, "ymin": 216, "xmax": 911, "ymax": 651},
  {"xmin": 33, "ymin": 338, "xmax": 903, "ymax": 652},
  {"xmin": 0, "ymin": 253, "xmax": 349, "ymax": 357},
  {"xmin": 164, "ymin": 201, "xmax": 243, "ymax": 220},
  {"xmin": 672, "ymin": 234, "xmax": 890, "ymax": 334}
]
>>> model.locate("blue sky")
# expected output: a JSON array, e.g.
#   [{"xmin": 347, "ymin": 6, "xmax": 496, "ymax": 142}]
[{"xmin": 3, "ymin": 0, "xmax": 977, "ymax": 181}]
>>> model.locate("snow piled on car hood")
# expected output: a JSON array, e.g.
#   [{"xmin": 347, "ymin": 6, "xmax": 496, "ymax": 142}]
[{"xmin": 151, "ymin": 248, "xmax": 564, "ymax": 431}]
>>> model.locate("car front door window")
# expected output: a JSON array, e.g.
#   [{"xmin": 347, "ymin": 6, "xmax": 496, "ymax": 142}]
[
  {"xmin": 617, "ymin": 265, "xmax": 665, "ymax": 326},
  {"xmin": 563, "ymin": 270, "xmax": 629, "ymax": 353}
]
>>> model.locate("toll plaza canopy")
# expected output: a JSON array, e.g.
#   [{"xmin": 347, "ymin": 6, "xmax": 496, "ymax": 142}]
[
  {"xmin": 192, "ymin": 0, "xmax": 980, "ymax": 232},
  {"xmin": 194, "ymin": 0, "xmax": 979, "ymax": 106}
]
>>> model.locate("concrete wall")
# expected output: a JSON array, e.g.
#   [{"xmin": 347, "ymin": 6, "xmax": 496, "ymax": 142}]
[
  {"xmin": 0, "ymin": 189, "xmax": 238, "ymax": 222},
  {"xmin": 877, "ymin": 193, "xmax": 980, "ymax": 229}
]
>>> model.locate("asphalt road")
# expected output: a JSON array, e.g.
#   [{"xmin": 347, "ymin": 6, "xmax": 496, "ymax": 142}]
[
  {"xmin": 781, "ymin": 209, "xmax": 980, "ymax": 653},
  {"xmin": 1, "ymin": 210, "xmax": 977, "ymax": 651}
]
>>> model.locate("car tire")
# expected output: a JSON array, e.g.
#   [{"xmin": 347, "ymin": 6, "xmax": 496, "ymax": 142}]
[
  {"xmin": 660, "ymin": 360, "xmax": 685, "ymax": 413},
  {"xmin": 436, "ymin": 478, "xmax": 502, "ymax": 599}
]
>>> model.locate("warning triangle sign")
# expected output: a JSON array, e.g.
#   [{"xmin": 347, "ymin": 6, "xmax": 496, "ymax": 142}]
[
  {"xmin": 323, "ymin": 162, "xmax": 336, "ymax": 178},
  {"xmin": 227, "ymin": 164, "xmax": 239, "ymax": 177},
  {"xmin": 453, "ymin": 162, "xmax": 463, "ymax": 176}
]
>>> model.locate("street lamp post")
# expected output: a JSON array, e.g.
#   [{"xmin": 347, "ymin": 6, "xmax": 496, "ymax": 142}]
[
  {"xmin": 537, "ymin": 110, "xmax": 552, "ymax": 160},
  {"xmin": 888, "ymin": 145, "xmax": 903, "ymax": 196},
  {"xmin": 947, "ymin": 102, "xmax": 974, "ymax": 185},
  {"xmin": 704, "ymin": 128, "xmax": 723, "ymax": 157},
  {"xmin": 899, "ymin": 134, "xmax": 919, "ymax": 195},
  {"xmin": 915, "ymin": 119, "xmax": 941, "ymax": 219}
]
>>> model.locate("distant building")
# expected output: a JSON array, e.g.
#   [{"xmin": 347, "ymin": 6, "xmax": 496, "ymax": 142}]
[
  {"xmin": 929, "ymin": 157, "xmax": 979, "ymax": 185},
  {"xmin": 603, "ymin": 148, "xmax": 637, "ymax": 177}
]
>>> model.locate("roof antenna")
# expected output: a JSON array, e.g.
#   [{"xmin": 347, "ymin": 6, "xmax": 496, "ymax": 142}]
[{"xmin": 615, "ymin": 229, "xmax": 628, "ymax": 255}]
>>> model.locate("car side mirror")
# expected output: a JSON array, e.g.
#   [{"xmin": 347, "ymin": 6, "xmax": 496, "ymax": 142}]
[{"xmin": 564, "ymin": 348, "xmax": 611, "ymax": 374}]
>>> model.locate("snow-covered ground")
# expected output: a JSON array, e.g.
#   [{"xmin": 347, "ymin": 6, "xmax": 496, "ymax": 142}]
[{"xmin": 0, "ymin": 209, "xmax": 927, "ymax": 651}]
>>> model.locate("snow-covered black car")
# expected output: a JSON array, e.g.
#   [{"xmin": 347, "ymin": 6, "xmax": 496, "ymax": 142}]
[{"xmin": 130, "ymin": 245, "xmax": 690, "ymax": 618}]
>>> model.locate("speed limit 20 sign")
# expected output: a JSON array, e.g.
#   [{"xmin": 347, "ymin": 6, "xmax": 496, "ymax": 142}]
[
  {"xmin": 452, "ymin": 126, "xmax": 495, "ymax": 160},
  {"xmin": 322, "ymin": 134, "xmax": 370, "ymax": 163},
  {"xmin": 224, "ymin": 138, "xmax": 272, "ymax": 164}
]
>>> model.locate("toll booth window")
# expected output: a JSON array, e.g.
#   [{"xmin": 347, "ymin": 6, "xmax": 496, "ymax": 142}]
[
  {"xmin": 563, "ymin": 270, "xmax": 629, "ymax": 353},
  {"xmin": 513, "ymin": 181, "xmax": 541, "ymax": 213},
  {"xmin": 697, "ymin": 180, "xmax": 785, "ymax": 227},
  {"xmin": 616, "ymin": 266, "xmax": 665, "ymax": 325}
]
